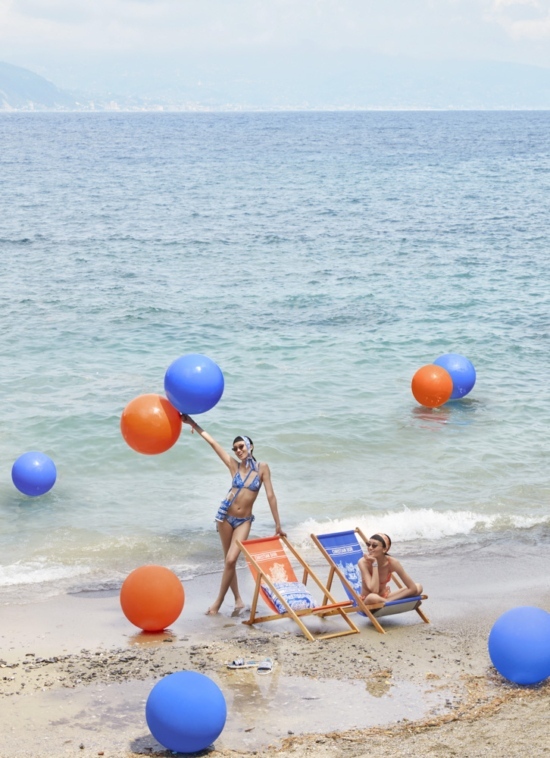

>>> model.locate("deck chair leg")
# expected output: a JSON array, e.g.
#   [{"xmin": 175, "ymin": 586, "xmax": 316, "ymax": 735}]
[
  {"xmin": 322, "ymin": 566, "xmax": 336, "ymax": 605},
  {"xmin": 361, "ymin": 608, "xmax": 386, "ymax": 634},
  {"xmin": 282, "ymin": 606, "xmax": 316, "ymax": 642},
  {"xmin": 336, "ymin": 607, "xmax": 360, "ymax": 636},
  {"xmin": 243, "ymin": 576, "xmax": 263, "ymax": 626},
  {"xmin": 415, "ymin": 605, "xmax": 430, "ymax": 624}
]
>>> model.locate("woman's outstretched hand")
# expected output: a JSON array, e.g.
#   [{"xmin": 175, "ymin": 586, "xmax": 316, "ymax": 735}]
[{"xmin": 180, "ymin": 413, "xmax": 196, "ymax": 431}]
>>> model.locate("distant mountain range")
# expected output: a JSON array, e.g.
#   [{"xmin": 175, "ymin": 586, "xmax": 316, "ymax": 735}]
[
  {"xmin": 0, "ymin": 61, "xmax": 78, "ymax": 110},
  {"xmin": 2, "ymin": 57, "xmax": 550, "ymax": 111}
]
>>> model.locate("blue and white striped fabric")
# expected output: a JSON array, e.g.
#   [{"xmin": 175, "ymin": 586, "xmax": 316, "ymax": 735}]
[{"xmin": 261, "ymin": 581, "xmax": 316, "ymax": 613}]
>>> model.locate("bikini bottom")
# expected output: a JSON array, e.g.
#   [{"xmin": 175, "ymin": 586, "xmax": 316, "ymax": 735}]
[{"xmin": 225, "ymin": 514, "xmax": 255, "ymax": 529}]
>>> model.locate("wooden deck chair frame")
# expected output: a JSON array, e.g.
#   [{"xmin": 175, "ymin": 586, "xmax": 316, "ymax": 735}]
[
  {"xmin": 237, "ymin": 535, "xmax": 359, "ymax": 641},
  {"xmin": 311, "ymin": 527, "xmax": 429, "ymax": 634}
]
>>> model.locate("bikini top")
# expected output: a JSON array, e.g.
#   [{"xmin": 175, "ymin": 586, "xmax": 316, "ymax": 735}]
[
  {"xmin": 232, "ymin": 464, "xmax": 262, "ymax": 493},
  {"xmin": 377, "ymin": 557, "xmax": 394, "ymax": 588}
]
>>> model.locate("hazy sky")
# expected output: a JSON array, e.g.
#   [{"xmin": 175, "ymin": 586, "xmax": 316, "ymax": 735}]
[{"xmin": 2, "ymin": 0, "xmax": 550, "ymax": 93}]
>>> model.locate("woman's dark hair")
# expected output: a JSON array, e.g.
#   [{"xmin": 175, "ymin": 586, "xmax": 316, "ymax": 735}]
[
  {"xmin": 233, "ymin": 436, "xmax": 257, "ymax": 462},
  {"xmin": 371, "ymin": 533, "xmax": 391, "ymax": 553}
]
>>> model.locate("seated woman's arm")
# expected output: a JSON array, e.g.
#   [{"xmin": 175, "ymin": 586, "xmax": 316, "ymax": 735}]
[{"xmin": 358, "ymin": 556, "xmax": 379, "ymax": 595}]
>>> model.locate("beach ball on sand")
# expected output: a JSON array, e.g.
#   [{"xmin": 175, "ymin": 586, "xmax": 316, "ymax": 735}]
[
  {"xmin": 120, "ymin": 565, "xmax": 185, "ymax": 632},
  {"xmin": 488, "ymin": 606, "xmax": 550, "ymax": 685},
  {"xmin": 120, "ymin": 394, "xmax": 182, "ymax": 455},
  {"xmin": 12, "ymin": 452, "xmax": 57, "ymax": 497},
  {"xmin": 411, "ymin": 364, "xmax": 453, "ymax": 408},
  {"xmin": 146, "ymin": 671, "xmax": 227, "ymax": 754},
  {"xmin": 164, "ymin": 354, "xmax": 224, "ymax": 415},
  {"xmin": 434, "ymin": 353, "xmax": 476, "ymax": 399}
]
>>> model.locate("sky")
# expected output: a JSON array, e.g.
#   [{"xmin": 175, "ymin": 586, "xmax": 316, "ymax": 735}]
[{"xmin": 2, "ymin": 0, "xmax": 550, "ymax": 102}]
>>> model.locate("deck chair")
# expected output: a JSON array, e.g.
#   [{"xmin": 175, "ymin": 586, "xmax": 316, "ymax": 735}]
[
  {"xmin": 311, "ymin": 528, "xmax": 429, "ymax": 634},
  {"xmin": 237, "ymin": 535, "xmax": 360, "ymax": 641}
]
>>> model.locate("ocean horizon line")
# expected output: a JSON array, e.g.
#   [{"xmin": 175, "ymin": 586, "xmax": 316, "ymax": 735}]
[{"xmin": 2, "ymin": 106, "xmax": 550, "ymax": 114}]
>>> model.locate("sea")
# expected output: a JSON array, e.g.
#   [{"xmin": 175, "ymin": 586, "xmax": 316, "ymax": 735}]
[{"xmin": 1, "ymin": 111, "xmax": 549, "ymax": 604}]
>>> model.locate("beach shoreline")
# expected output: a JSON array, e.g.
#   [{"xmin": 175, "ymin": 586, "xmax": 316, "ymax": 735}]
[{"xmin": 1, "ymin": 557, "xmax": 550, "ymax": 758}]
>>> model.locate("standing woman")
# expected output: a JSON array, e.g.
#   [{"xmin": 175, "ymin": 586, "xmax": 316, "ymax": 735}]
[{"xmin": 181, "ymin": 414, "xmax": 285, "ymax": 615}]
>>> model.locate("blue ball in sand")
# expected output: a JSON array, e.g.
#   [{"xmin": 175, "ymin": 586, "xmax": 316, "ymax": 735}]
[
  {"xmin": 488, "ymin": 606, "xmax": 550, "ymax": 685},
  {"xmin": 12, "ymin": 452, "xmax": 57, "ymax": 497},
  {"xmin": 146, "ymin": 671, "xmax": 227, "ymax": 753},
  {"xmin": 164, "ymin": 353, "xmax": 224, "ymax": 415},
  {"xmin": 433, "ymin": 353, "xmax": 476, "ymax": 399}
]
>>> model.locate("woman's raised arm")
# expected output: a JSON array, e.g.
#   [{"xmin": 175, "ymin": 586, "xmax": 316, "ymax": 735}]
[{"xmin": 181, "ymin": 414, "xmax": 234, "ymax": 471}]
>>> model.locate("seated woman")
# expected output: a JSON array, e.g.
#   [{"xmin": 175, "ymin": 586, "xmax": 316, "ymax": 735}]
[{"xmin": 358, "ymin": 533, "xmax": 422, "ymax": 604}]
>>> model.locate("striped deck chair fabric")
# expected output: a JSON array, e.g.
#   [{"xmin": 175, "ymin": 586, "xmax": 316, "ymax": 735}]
[
  {"xmin": 311, "ymin": 528, "xmax": 429, "ymax": 634},
  {"xmin": 237, "ymin": 535, "xmax": 359, "ymax": 641}
]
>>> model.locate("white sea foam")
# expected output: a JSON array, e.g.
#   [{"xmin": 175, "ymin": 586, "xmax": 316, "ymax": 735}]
[
  {"xmin": 0, "ymin": 558, "xmax": 202, "ymax": 592},
  {"xmin": 292, "ymin": 507, "xmax": 546, "ymax": 548},
  {"xmin": 0, "ymin": 561, "xmax": 91, "ymax": 588}
]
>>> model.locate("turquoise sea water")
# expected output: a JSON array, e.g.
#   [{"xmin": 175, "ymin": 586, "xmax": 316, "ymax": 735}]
[{"xmin": 1, "ymin": 111, "xmax": 549, "ymax": 603}]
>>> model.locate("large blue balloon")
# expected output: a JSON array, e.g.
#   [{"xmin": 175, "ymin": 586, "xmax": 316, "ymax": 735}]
[
  {"xmin": 146, "ymin": 671, "xmax": 227, "ymax": 753},
  {"xmin": 12, "ymin": 452, "xmax": 57, "ymax": 497},
  {"xmin": 164, "ymin": 354, "xmax": 224, "ymax": 414},
  {"xmin": 488, "ymin": 606, "xmax": 550, "ymax": 685},
  {"xmin": 433, "ymin": 353, "xmax": 476, "ymax": 399}
]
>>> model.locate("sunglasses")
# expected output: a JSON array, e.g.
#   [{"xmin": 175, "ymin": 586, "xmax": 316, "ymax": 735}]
[
  {"xmin": 367, "ymin": 541, "xmax": 384, "ymax": 549},
  {"xmin": 232, "ymin": 444, "xmax": 246, "ymax": 452}
]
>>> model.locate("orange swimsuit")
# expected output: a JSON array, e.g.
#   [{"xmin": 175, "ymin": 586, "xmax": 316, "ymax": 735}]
[{"xmin": 375, "ymin": 558, "xmax": 393, "ymax": 598}]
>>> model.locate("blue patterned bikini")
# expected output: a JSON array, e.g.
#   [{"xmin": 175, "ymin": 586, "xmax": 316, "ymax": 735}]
[{"xmin": 215, "ymin": 463, "xmax": 262, "ymax": 527}]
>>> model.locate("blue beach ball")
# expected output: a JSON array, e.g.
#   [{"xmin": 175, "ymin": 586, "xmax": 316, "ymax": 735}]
[
  {"xmin": 146, "ymin": 671, "xmax": 227, "ymax": 753},
  {"xmin": 164, "ymin": 354, "xmax": 224, "ymax": 415},
  {"xmin": 433, "ymin": 353, "xmax": 476, "ymax": 399},
  {"xmin": 12, "ymin": 452, "xmax": 57, "ymax": 497},
  {"xmin": 488, "ymin": 606, "xmax": 550, "ymax": 685}
]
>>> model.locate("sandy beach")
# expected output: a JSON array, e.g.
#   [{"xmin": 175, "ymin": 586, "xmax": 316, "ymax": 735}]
[{"xmin": 1, "ymin": 548, "xmax": 550, "ymax": 758}]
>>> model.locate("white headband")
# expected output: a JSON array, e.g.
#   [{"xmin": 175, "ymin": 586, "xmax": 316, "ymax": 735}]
[{"xmin": 240, "ymin": 435, "xmax": 258, "ymax": 471}]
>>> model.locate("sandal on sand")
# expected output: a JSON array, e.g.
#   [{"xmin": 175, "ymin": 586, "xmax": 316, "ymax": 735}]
[
  {"xmin": 226, "ymin": 658, "xmax": 258, "ymax": 669},
  {"xmin": 257, "ymin": 658, "xmax": 273, "ymax": 674}
]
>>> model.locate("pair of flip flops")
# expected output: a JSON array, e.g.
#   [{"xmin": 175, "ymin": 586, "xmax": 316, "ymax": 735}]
[{"xmin": 226, "ymin": 657, "xmax": 273, "ymax": 673}]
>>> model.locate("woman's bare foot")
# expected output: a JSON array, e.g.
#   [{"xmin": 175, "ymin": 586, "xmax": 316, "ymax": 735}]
[{"xmin": 205, "ymin": 604, "xmax": 221, "ymax": 615}]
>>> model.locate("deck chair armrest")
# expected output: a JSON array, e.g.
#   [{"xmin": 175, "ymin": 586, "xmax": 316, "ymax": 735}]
[{"xmin": 316, "ymin": 600, "xmax": 355, "ymax": 611}]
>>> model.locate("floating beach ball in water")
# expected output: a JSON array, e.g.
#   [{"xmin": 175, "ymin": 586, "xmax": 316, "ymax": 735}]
[
  {"xmin": 12, "ymin": 452, "xmax": 57, "ymax": 497},
  {"xmin": 120, "ymin": 394, "xmax": 182, "ymax": 455},
  {"xmin": 411, "ymin": 364, "xmax": 453, "ymax": 408},
  {"xmin": 120, "ymin": 565, "xmax": 185, "ymax": 632},
  {"xmin": 433, "ymin": 353, "xmax": 476, "ymax": 399},
  {"xmin": 488, "ymin": 606, "xmax": 550, "ymax": 685},
  {"xmin": 146, "ymin": 671, "xmax": 227, "ymax": 754},
  {"xmin": 164, "ymin": 354, "xmax": 224, "ymax": 415}
]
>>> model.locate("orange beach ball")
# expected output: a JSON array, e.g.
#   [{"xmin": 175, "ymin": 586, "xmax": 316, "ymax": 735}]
[
  {"xmin": 120, "ymin": 565, "xmax": 185, "ymax": 632},
  {"xmin": 411, "ymin": 364, "xmax": 453, "ymax": 408},
  {"xmin": 120, "ymin": 394, "xmax": 182, "ymax": 455}
]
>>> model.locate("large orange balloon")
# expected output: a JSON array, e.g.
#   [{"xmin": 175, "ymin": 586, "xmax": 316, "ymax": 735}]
[
  {"xmin": 121, "ymin": 394, "xmax": 182, "ymax": 455},
  {"xmin": 120, "ymin": 565, "xmax": 185, "ymax": 632},
  {"xmin": 411, "ymin": 364, "xmax": 453, "ymax": 408}
]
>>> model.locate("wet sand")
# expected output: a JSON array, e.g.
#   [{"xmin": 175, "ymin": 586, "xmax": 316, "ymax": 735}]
[{"xmin": 1, "ymin": 550, "xmax": 550, "ymax": 758}]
